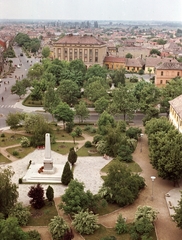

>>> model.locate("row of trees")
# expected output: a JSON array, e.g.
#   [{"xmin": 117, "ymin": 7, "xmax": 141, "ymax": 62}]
[{"xmin": 15, "ymin": 33, "xmax": 41, "ymax": 53}]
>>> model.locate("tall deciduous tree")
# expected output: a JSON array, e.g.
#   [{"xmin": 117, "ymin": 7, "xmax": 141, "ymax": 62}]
[
  {"xmin": 112, "ymin": 68, "xmax": 126, "ymax": 87},
  {"xmin": 60, "ymin": 179, "xmax": 97, "ymax": 215},
  {"xmin": 11, "ymin": 80, "xmax": 27, "ymax": 98},
  {"xmin": 85, "ymin": 64, "xmax": 108, "ymax": 80},
  {"xmin": 74, "ymin": 101, "xmax": 89, "ymax": 123},
  {"xmin": 84, "ymin": 80, "xmax": 108, "ymax": 102},
  {"xmin": 160, "ymin": 78, "xmax": 182, "ymax": 114},
  {"xmin": 24, "ymin": 113, "xmax": 52, "ymax": 147},
  {"xmin": 148, "ymin": 129, "xmax": 182, "ymax": 186},
  {"xmin": 43, "ymin": 87, "xmax": 60, "ymax": 119},
  {"xmin": 0, "ymin": 167, "xmax": 19, "ymax": 217},
  {"xmin": 57, "ymin": 79, "xmax": 80, "ymax": 105},
  {"xmin": 42, "ymin": 46, "xmax": 50, "ymax": 58},
  {"xmin": 97, "ymin": 111, "xmax": 115, "ymax": 135},
  {"xmin": 134, "ymin": 80, "xmax": 160, "ymax": 113},
  {"xmin": 53, "ymin": 102, "xmax": 75, "ymax": 129},
  {"xmin": 61, "ymin": 161, "xmax": 73, "ymax": 186},
  {"xmin": 27, "ymin": 63, "xmax": 44, "ymax": 80},
  {"xmin": 100, "ymin": 162, "xmax": 145, "ymax": 207},
  {"xmin": 94, "ymin": 96, "xmax": 109, "ymax": 114},
  {"xmin": 108, "ymin": 84, "xmax": 137, "ymax": 121}
]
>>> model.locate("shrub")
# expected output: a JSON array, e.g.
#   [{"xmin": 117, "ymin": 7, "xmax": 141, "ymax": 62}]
[
  {"xmin": 74, "ymin": 126, "xmax": 82, "ymax": 137},
  {"xmin": 83, "ymin": 125, "xmax": 91, "ymax": 131},
  {"xmin": 115, "ymin": 214, "xmax": 128, "ymax": 234},
  {"xmin": 9, "ymin": 202, "xmax": 31, "ymax": 226},
  {"xmin": 61, "ymin": 161, "xmax": 73, "ymax": 185},
  {"xmin": 90, "ymin": 127, "xmax": 97, "ymax": 133},
  {"xmin": 72, "ymin": 210, "xmax": 99, "ymax": 234},
  {"xmin": 1, "ymin": 133, "xmax": 5, "ymax": 137},
  {"xmin": 21, "ymin": 136, "xmax": 30, "ymax": 147},
  {"xmin": 27, "ymin": 230, "xmax": 41, "ymax": 240},
  {"xmin": 46, "ymin": 185, "xmax": 54, "ymax": 202},
  {"xmin": 84, "ymin": 141, "xmax": 92, "ymax": 148},
  {"xmin": 49, "ymin": 216, "xmax": 69, "ymax": 240},
  {"xmin": 28, "ymin": 183, "xmax": 45, "ymax": 209},
  {"xmin": 12, "ymin": 151, "xmax": 19, "ymax": 156}
]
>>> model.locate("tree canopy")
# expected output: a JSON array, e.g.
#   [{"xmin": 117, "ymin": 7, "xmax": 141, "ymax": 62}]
[
  {"xmin": 100, "ymin": 162, "xmax": 145, "ymax": 206},
  {"xmin": 0, "ymin": 167, "xmax": 19, "ymax": 217}
]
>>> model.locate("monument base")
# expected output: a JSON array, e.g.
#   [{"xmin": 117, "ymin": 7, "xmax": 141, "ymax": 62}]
[{"xmin": 22, "ymin": 163, "xmax": 64, "ymax": 184}]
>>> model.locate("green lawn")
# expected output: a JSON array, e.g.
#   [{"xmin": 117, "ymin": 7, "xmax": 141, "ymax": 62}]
[
  {"xmin": 77, "ymin": 146, "xmax": 101, "ymax": 156},
  {"xmin": 0, "ymin": 133, "xmax": 25, "ymax": 147},
  {"xmin": 0, "ymin": 153, "xmax": 11, "ymax": 163},
  {"xmin": 28, "ymin": 200, "xmax": 58, "ymax": 226},
  {"xmin": 6, "ymin": 146, "xmax": 35, "ymax": 159},
  {"xmin": 53, "ymin": 129, "xmax": 84, "ymax": 141},
  {"xmin": 51, "ymin": 142, "xmax": 78, "ymax": 155},
  {"xmin": 83, "ymin": 224, "xmax": 130, "ymax": 240},
  {"xmin": 101, "ymin": 158, "xmax": 142, "ymax": 174}
]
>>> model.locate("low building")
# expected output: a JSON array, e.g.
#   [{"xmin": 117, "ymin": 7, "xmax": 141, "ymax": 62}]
[
  {"xmin": 144, "ymin": 57, "xmax": 178, "ymax": 74},
  {"xmin": 155, "ymin": 61, "xmax": 182, "ymax": 87},
  {"xmin": 53, "ymin": 34, "xmax": 107, "ymax": 67},
  {"xmin": 103, "ymin": 56, "xmax": 126, "ymax": 70},
  {"xmin": 125, "ymin": 58, "xmax": 144, "ymax": 72},
  {"xmin": 169, "ymin": 95, "xmax": 182, "ymax": 133}
]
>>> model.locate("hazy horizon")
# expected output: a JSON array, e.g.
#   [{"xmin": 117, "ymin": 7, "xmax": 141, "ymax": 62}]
[{"xmin": 0, "ymin": 0, "xmax": 182, "ymax": 22}]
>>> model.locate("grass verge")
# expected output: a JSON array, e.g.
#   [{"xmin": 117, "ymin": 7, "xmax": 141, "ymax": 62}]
[
  {"xmin": 51, "ymin": 142, "xmax": 78, "ymax": 155},
  {"xmin": 77, "ymin": 146, "xmax": 101, "ymax": 156},
  {"xmin": 28, "ymin": 200, "xmax": 58, "ymax": 226},
  {"xmin": 6, "ymin": 146, "xmax": 35, "ymax": 159},
  {"xmin": 0, "ymin": 153, "xmax": 11, "ymax": 163},
  {"xmin": 101, "ymin": 158, "xmax": 142, "ymax": 174}
]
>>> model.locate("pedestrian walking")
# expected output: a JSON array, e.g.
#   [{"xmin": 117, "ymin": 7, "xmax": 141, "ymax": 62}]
[{"xmin": 2, "ymin": 96, "xmax": 4, "ymax": 101}]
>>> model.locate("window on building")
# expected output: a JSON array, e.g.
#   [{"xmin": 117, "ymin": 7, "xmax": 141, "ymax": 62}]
[
  {"xmin": 160, "ymin": 80, "xmax": 163, "ymax": 84},
  {"xmin": 89, "ymin": 58, "xmax": 92, "ymax": 62},
  {"xmin": 95, "ymin": 57, "xmax": 98, "ymax": 62},
  {"xmin": 161, "ymin": 71, "xmax": 163, "ymax": 76},
  {"xmin": 177, "ymin": 72, "xmax": 180, "ymax": 76}
]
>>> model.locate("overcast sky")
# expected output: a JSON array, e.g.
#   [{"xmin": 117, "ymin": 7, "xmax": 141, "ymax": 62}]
[{"xmin": 0, "ymin": 0, "xmax": 182, "ymax": 22}]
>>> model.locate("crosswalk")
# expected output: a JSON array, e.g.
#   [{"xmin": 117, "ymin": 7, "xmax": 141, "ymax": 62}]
[{"xmin": 0, "ymin": 104, "xmax": 16, "ymax": 108}]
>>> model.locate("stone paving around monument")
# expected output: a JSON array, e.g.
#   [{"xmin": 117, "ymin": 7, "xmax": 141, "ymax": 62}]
[{"xmin": 6, "ymin": 149, "xmax": 111, "ymax": 206}]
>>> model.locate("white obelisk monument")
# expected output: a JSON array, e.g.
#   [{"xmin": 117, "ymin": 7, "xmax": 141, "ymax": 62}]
[{"xmin": 44, "ymin": 133, "xmax": 53, "ymax": 170}]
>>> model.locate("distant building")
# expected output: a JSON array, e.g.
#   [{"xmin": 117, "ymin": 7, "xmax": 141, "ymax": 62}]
[
  {"xmin": 155, "ymin": 61, "xmax": 182, "ymax": 86},
  {"xmin": 125, "ymin": 58, "xmax": 145, "ymax": 72},
  {"xmin": 144, "ymin": 57, "xmax": 178, "ymax": 74},
  {"xmin": 53, "ymin": 34, "xmax": 107, "ymax": 67},
  {"xmin": 169, "ymin": 95, "xmax": 182, "ymax": 133},
  {"xmin": 104, "ymin": 56, "xmax": 126, "ymax": 70}
]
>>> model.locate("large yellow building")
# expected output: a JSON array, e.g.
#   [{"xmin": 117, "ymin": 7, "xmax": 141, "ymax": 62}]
[{"xmin": 53, "ymin": 34, "xmax": 107, "ymax": 67}]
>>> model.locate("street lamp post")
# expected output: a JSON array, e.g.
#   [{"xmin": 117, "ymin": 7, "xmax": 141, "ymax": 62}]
[
  {"xmin": 140, "ymin": 133, "xmax": 144, "ymax": 152},
  {"xmin": 151, "ymin": 176, "xmax": 156, "ymax": 201}
]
